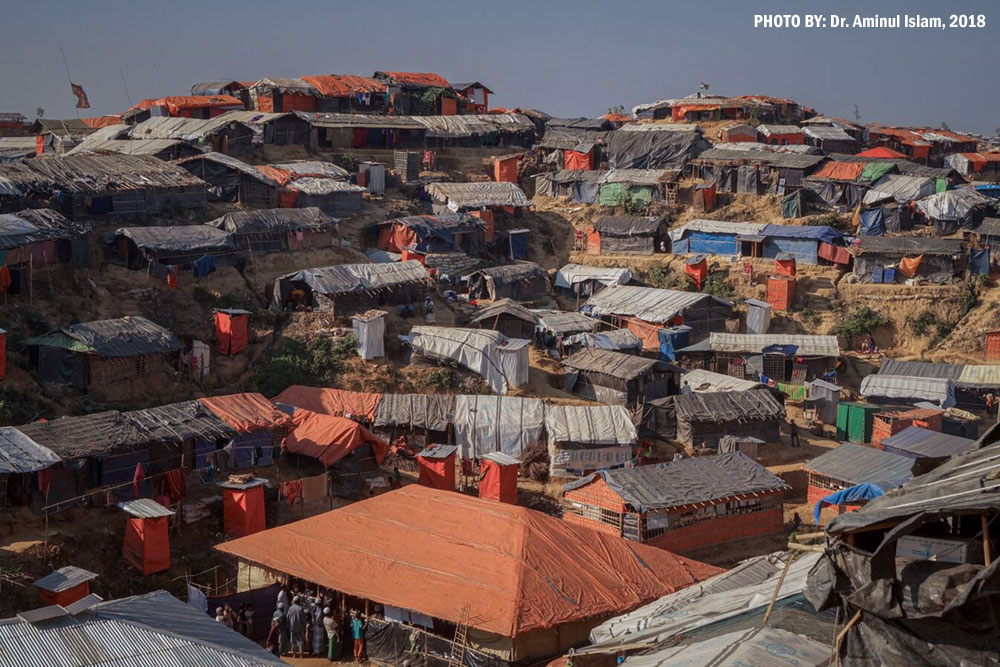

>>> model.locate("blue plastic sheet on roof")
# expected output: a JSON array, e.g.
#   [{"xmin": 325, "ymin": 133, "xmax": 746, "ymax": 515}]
[
  {"xmin": 686, "ymin": 231, "xmax": 738, "ymax": 255},
  {"xmin": 859, "ymin": 208, "xmax": 885, "ymax": 236},
  {"xmin": 761, "ymin": 224, "xmax": 845, "ymax": 245},
  {"xmin": 763, "ymin": 344, "xmax": 798, "ymax": 356},
  {"xmin": 814, "ymin": 481, "xmax": 893, "ymax": 524},
  {"xmin": 970, "ymin": 248, "xmax": 990, "ymax": 276}
]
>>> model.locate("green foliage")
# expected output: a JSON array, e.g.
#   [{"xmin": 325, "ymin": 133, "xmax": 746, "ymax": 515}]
[
  {"xmin": 248, "ymin": 334, "xmax": 357, "ymax": 397},
  {"xmin": 614, "ymin": 190, "xmax": 646, "ymax": 217},
  {"xmin": 960, "ymin": 286, "xmax": 978, "ymax": 316},
  {"xmin": 906, "ymin": 311, "xmax": 939, "ymax": 337},
  {"xmin": 977, "ymin": 273, "xmax": 993, "ymax": 289},
  {"xmin": 647, "ymin": 266, "xmax": 689, "ymax": 291},
  {"xmin": 800, "ymin": 307, "xmax": 820, "ymax": 327},
  {"xmin": 0, "ymin": 386, "xmax": 46, "ymax": 426},
  {"xmin": 832, "ymin": 306, "xmax": 888, "ymax": 342},
  {"xmin": 193, "ymin": 287, "xmax": 274, "ymax": 327},
  {"xmin": 424, "ymin": 368, "xmax": 455, "ymax": 390},
  {"xmin": 701, "ymin": 272, "xmax": 738, "ymax": 302}
]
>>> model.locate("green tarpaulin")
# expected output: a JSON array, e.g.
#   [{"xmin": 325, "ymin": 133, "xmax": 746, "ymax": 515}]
[
  {"xmin": 777, "ymin": 382, "xmax": 807, "ymax": 400},
  {"xmin": 859, "ymin": 162, "xmax": 895, "ymax": 183},
  {"xmin": 598, "ymin": 183, "xmax": 654, "ymax": 207},
  {"xmin": 836, "ymin": 402, "xmax": 882, "ymax": 444}
]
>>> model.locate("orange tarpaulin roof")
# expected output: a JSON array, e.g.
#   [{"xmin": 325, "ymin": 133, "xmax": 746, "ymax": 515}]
[
  {"xmin": 285, "ymin": 409, "xmax": 387, "ymax": 468},
  {"xmin": 301, "ymin": 75, "xmax": 386, "ymax": 97},
  {"xmin": 809, "ymin": 161, "xmax": 865, "ymax": 181},
  {"xmin": 128, "ymin": 95, "xmax": 243, "ymax": 114},
  {"xmin": 216, "ymin": 485, "xmax": 720, "ymax": 637},
  {"xmin": 601, "ymin": 112, "xmax": 632, "ymax": 122},
  {"xmin": 81, "ymin": 116, "xmax": 124, "ymax": 128},
  {"xmin": 255, "ymin": 165, "xmax": 293, "ymax": 186},
  {"xmin": 855, "ymin": 146, "xmax": 906, "ymax": 159},
  {"xmin": 198, "ymin": 393, "xmax": 293, "ymax": 433},
  {"xmin": 273, "ymin": 386, "xmax": 381, "ymax": 421},
  {"xmin": 381, "ymin": 71, "xmax": 451, "ymax": 88}
]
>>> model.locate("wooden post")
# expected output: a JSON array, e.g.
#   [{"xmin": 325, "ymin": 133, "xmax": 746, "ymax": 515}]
[
  {"xmin": 983, "ymin": 514, "xmax": 992, "ymax": 566},
  {"xmin": 762, "ymin": 553, "xmax": 794, "ymax": 626}
]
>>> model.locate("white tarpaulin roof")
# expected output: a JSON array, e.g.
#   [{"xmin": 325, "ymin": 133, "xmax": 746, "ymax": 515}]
[
  {"xmin": 623, "ymin": 627, "xmax": 829, "ymax": 667},
  {"xmin": 862, "ymin": 174, "xmax": 937, "ymax": 205},
  {"xmin": 682, "ymin": 368, "xmax": 761, "ymax": 393},
  {"xmin": 407, "ymin": 326, "xmax": 526, "ymax": 394},
  {"xmin": 543, "ymin": 405, "xmax": 636, "ymax": 445},
  {"xmin": 915, "ymin": 188, "xmax": 991, "ymax": 221},
  {"xmin": 681, "ymin": 332, "xmax": 840, "ymax": 357},
  {"xmin": 584, "ymin": 285, "xmax": 731, "ymax": 324},
  {"xmin": 668, "ymin": 219, "xmax": 768, "ymax": 242},
  {"xmin": 554, "ymin": 264, "xmax": 632, "ymax": 289},
  {"xmin": 587, "ymin": 551, "xmax": 820, "ymax": 648},
  {"xmin": 860, "ymin": 374, "xmax": 956, "ymax": 408},
  {"xmin": 452, "ymin": 395, "xmax": 544, "ymax": 458}
]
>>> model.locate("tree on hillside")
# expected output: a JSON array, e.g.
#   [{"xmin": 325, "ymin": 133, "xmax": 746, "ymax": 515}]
[{"xmin": 35, "ymin": 107, "xmax": 44, "ymax": 119}]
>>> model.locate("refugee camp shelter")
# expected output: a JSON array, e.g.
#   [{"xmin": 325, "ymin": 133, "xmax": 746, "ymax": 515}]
[
  {"xmin": 853, "ymin": 236, "xmax": 965, "ymax": 283},
  {"xmin": 870, "ymin": 407, "xmax": 943, "ymax": 447},
  {"xmin": 944, "ymin": 151, "xmax": 1000, "ymax": 181},
  {"xmin": 680, "ymin": 368, "xmax": 762, "ymax": 394},
  {"xmin": 25, "ymin": 316, "xmax": 181, "ymax": 391},
  {"xmin": 215, "ymin": 309, "xmax": 249, "ymax": 356},
  {"xmin": 720, "ymin": 123, "xmax": 757, "ymax": 143},
  {"xmin": 915, "ymin": 187, "xmax": 992, "ymax": 235},
  {"xmin": 451, "ymin": 81, "xmax": 493, "ymax": 112},
  {"xmin": 668, "ymin": 220, "xmax": 848, "ymax": 265},
  {"xmin": 371, "ymin": 213, "xmax": 485, "ymax": 255},
  {"xmin": 216, "ymin": 485, "xmax": 720, "ymax": 662},
  {"xmin": 563, "ymin": 348, "xmax": 680, "ymax": 408},
  {"xmin": 124, "ymin": 95, "xmax": 244, "ymax": 123},
  {"xmin": 207, "ymin": 207, "xmax": 338, "ymax": 253},
  {"xmin": 248, "ymin": 77, "xmax": 320, "ymax": 112},
  {"xmin": 174, "ymin": 152, "xmax": 280, "ymax": 207},
  {"xmin": 677, "ymin": 333, "xmax": 840, "ymax": 385},
  {"xmin": 258, "ymin": 161, "xmax": 364, "ymax": 216},
  {"xmin": 544, "ymin": 404, "xmax": 637, "ymax": 478},
  {"xmin": 0, "ymin": 153, "xmax": 208, "ymax": 219},
  {"xmin": 604, "ymin": 129, "xmax": 708, "ymax": 170},
  {"xmin": 802, "ymin": 125, "xmax": 858, "ymax": 153},
  {"xmin": 563, "ymin": 452, "xmax": 787, "ymax": 553},
  {"xmin": 0, "ymin": 589, "xmax": 284, "ymax": 665},
  {"xmin": 119, "ymin": 498, "xmax": 173, "ymax": 575},
  {"xmin": 190, "ymin": 80, "xmax": 247, "ymax": 99},
  {"xmin": 114, "ymin": 225, "xmax": 237, "ymax": 272},
  {"xmin": 598, "ymin": 169, "xmax": 680, "ymax": 207},
  {"xmin": 425, "ymin": 182, "xmax": 532, "ymax": 215},
  {"xmin": 466, "ymin": 262, "xmax": 549, "ymax": 301},
  {"xmin": 352, "ymin": 310, "xmax": 386, "ymax": 360},
  {"xmin": 878, "ymin": 425, "xmax": 976, "ymax": 461},
  {"xmin": 689, "ymin": 149, "xmax": 825, "ymax": 193},
  {"xmin": 479, "ymin": 451, "xmax": 519, "ymax": 504},
  {"xmin": 33, "ymin": 566, "xmax": 98, "ymax": 607},
  {"xmin": 757, "ymin": 124, "xmax": 803, "ymax": 145},
  {"xmin": 128, "ymin": 116, "xmax": 257, "ymax": 156},
  {"xmin": 583, "ymin": 285, "xmax": 735, "ymax": 348},
  {"xmin": 802, "ymin": 443, "xmax": 914, "ymax": 507},
  {"xmin": 588, "ymin": 215, "xmax": 666, "ymax": 255},
  {"xmin": 554, "ymin": 264, "xmax": 632, "ymax": 297},
  {"xmin": 0, "ymin": 209, "xmax": 91, "ymax": 292},
  {"xmin": 300, "ymin": 75, "xmax": 388, "ymax": 113},
  {"xmin": 406, "ymin": 326, "xmax": 529, "ymax": 393},
  {"xmin": 860, "ymin": 374, "xmax": 956, "ymax": 408},
  {"xmin": 535, "ymin": 310, "xmax": 598, "ymax": 339},
  {"xmin": 30, "ymin": 118, "xmax": 95, "ymax": 154},
  {"xmin": 273, "ymin": 260, "xmax": 429, "ymax": 315},
  {"xmin": 468, "ymin": 299, "xmax": 538, "ymax": 339},
  {"xmin": 297, "ymin": 112, "xmax": 427, "ymax": 149},
  {"xmin": 645, "ymin": 388, "xmax": 785, "ymax": 446},
  {"xmin": 807, "ymin": 378, "xmax": 841, "ymax": 424},
  {"xmin": 562, "ymin": 328, "xmax": 643, "ymax": 355},
  {"xmin": 417, "ymin": 444, "xmax": 457, "ymax": 491}
]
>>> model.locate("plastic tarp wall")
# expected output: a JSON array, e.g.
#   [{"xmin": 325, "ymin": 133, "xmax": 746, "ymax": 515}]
[
  {"xmin": 970, "ymin": 248, "xmax": 990, "ymax": 276},
  {"xmin": 480, "ymin": 459, "xmax": 518, "ymax": 504},
  {"xmin": 352, "ymin": 313, "xmax": 386, "ymax": 360},
  {"xmin": 215, "ymin": 311, "xmax": 248, "ymax": 355},
  {"xmin": 563, "ymin": 149, "xmax": 594, "ymax": 170},
  {"xmin": 859, "ymin": 208, "xmax": 885, "ymax": 236},
  {"xmin": 763, "ymin": 237, "xmax": 818, "ymax": 264},
  {"xmin": 123, "ymin": 516, "xmax": 170, "ymax": 575},
  {"xmin": 418, "ymin": 454, "xmax": 455, "ymax": 491},
  {"xmin": 223, "ymin": 486, "xmax": 266, "ymax": 538},
  {"xmin": 685, "ymin": 231, "xmax": 738, "ymax": 255},
  {"xmin": 452, "ymin": 396, "xmax": 544, "ymax": 458}
]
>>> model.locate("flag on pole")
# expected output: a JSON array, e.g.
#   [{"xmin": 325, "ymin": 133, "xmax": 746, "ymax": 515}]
[{"xmin": 70, "ymin": 83, "xmax": 90, "ymax": 109}]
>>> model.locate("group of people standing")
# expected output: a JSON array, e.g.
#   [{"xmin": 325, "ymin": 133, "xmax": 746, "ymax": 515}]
[{"xmin": 265, "ymin": 583, "xmax": 367, "ymax": 662}]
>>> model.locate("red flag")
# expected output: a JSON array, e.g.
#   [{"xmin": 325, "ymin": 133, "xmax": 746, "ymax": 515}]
[{"xmin": 70, "ymin": 83, "xmax": 90, "ymax": 109}]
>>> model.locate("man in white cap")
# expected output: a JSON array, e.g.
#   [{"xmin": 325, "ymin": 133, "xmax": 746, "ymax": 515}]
[
  {"xmin": 214, "ymin": 607, "xmax": 226, "ymax": 623},
  {"xmin": 287, "ymin": 595, "xmax": 307, "ymax": 658},
  {"xmin": 323, "ymin": 607, "xmax": 341, "ymax": 662}
]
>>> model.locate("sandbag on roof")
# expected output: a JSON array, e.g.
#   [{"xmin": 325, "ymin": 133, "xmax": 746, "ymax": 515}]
[
  {"xmin": 565, "ymin": 452, "xmax": 786, "ymax": 512},
  {"xmin": 564, "ymin": 348, "xmax": 673, "ymax": 381},
  {"xmin": 593, "ymin": 215, "xmax": 663, "ymax": 236},
  {"xmin": 284, "ymin": 408, "xmax": 387, "ymax": 468},
  {"xmin": 198, "ymin": 393, "xmax": 293, "ymax": 433},
  {"xmin": 862, "ymin": 174, "xmax": 936, "ymax": 205},
  {"xmin": 425, "ymin": 182, "xmax": 532, "ymax": 209},
  {"xmin": 116, "ymin": 225, "xmax": 236, "ymax": 255},
  {"xmin": 373, "ymin": 393, "xmax": 454, "ymax": 431},
  {"xmin": 860, "ymin": 374, "xmax": 956, "ymax": 407},
  {"xmin": 554, "ymin": 264, "xmax": 632, "ymax": 289},
  {"xmin": 543, "ymin": 404, "xmax": 637, "ymax": 445},
  {"xmin": 271, "ymin": 386, "xmax": 381, "ymax": 421},
  {"xmin": 25, "ymin": 316, "xmax": 181, "ymax": 358},
  {"xmin": 666, "ymin": 389, "xmax": 785, "ymax": 423},
  {"xmin": 208, "ymin": 207, "xmax": 338, "ymax": 234},
  {"xmin": 0, "ymin": 426, "xmax": 60, "ymax": 473},
  {"xmin": 216, "ymin": 485, "xmax": 720, "ymax": 638}
]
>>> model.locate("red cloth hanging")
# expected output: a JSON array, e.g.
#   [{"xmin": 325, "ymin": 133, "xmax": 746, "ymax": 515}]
[
  {"xmin": 0, "ymin": 266, "xmax": 11, "ymax": 293},
  {"xmin": 133, "ymin": 462, "xmax": 146, "ymax": 498},
  {"xmin": 37, "ymin": 468, "xmax": 52, "ymax": 493},
  {"xmin": 164, "ymin": 468, "xmax": 185, "ymax": 503},
  {"xmin": 282, "ymin": 479, "xmax": 302, "ymax": 505},
  {"xmin": 166, "ymin": 266, "xmax": 179, "ymax": 289}
]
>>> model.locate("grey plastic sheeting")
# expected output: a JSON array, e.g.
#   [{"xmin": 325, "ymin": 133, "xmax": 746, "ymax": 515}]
[
  {"xmin": 451, "ymin": 395, "xmax": 544, "ymax": 458},
  {"xmin": 0, "ymin": 426, "xmax": 60, "ymax": 473}
]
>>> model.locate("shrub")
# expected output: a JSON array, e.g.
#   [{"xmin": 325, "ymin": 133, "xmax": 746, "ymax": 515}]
[
  {"xmin": 832, "ymin": 306, "xmax": 888, "ymax": 344},
  {"xmin": 248, "ymin": 334, "xmax": 357, "ymax": 396},
  {"xmin": 906, "ymin": 311, "xmax": 938, "ymax": 337},
  {"xmin": 647, "ymin": 266, "xmax": 689, "ymax": 291},
  {"xmin": 0, "ymin": 386, "xmax": 47, "ymax": 426}
]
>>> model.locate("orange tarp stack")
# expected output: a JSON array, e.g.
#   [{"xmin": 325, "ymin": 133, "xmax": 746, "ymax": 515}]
[
  {"xmin": 198, "ymin": 393, "xmax": 293, "ymax": 433},
  {"xmin": 123, "ymin": 516, "xmax": 170, "ymax": 575},
  {"xmin": 215, "ymin": 485, "xmax": 721, "ymax": 638},
  {"xmin": 272, "ymin": 385, "xmax": 381, "ymax": 422},
  {"xmin": 283, "ymin": 409, "xmax": 388, "ymax": 468}
]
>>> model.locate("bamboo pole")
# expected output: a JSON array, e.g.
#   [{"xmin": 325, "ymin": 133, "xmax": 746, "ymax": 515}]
[
  {"xmin": 762, "ymin": 553, "xmax": 794, "ymax": 626},
  {"xmin": 983, "ymin": 514, "xmax": 992, "ymax": 566}
]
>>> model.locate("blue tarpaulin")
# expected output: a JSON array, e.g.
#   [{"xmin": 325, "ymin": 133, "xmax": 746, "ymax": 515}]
[
  {"xmin": 970, "ymin": 248, "xmax": 990, "ymax": 275},
  {"xmin": 508, "ymin": 231, "xmax": 528, "ymax": 259},
  {"xmin": 859, "ymin": 208, "xmax": 885, "ymax": 236},
  {"xmin": 763, "ymin": 344, "xmax": 799, "ymax": 357},
  {"xmin": 686, "ymin": 230, "xmax": 738, "ymax": 255},
  {"xmin": 814, "ymin": 481, "xmax": 892, "ymax": 523},
  {"xmin": 658, "ymin": 328, "xmax": 676, "ymax": 362},
  {"xmin": 760, "ymin": 224, "xmax": 846, "ymax": 245}
]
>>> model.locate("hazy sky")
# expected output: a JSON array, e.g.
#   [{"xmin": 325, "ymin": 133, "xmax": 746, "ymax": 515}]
[{"xmin": 2, "ymin": 0, "xmax": 997, "ymax": 133}]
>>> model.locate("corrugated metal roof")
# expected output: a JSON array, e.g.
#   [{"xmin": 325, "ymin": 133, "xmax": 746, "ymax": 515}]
[
  {"xmin": 860, "ymin": 374, "xmax": 955, "ymax": 407},
  {"xmin": 130, "ymin": 115, "xmax": 248, "ymax": 141},
  {"xmin": 956, "ymin": 365, "xmax": 1000, "ymax": 388},
  {"xmin": 218, "ymin": 477, "xmax": 268, "ymax": 490},
  {"xmin": 680, "ymin": 332, "xmax": 840, "ymax": 357},
  {"xmin": 534, "ymin": 310, "xmax": 595, "ymax": 335},
  {"xmin": 482, "ymin": 451, "xmax": 519, "ymax": 465},
  {"xmin": 33, "ymin": 566, "xmax": 98, "ymax": 593},
  {"xmin": 418, "ymin": 444, "xmax": 458, "ymax": 459},
  {"xmin": 757, "ymin": 124, "xmax": 801, "ymax": 136},
  {"xmin": 295, "ymin": 111, "xmax": 424, "ymax": 130},
  {"xmin": 802, "ymin": 126, "xmax": 856, "ymax": 141},
  {"xmin": 426, "ymin": 182, "xmax": 531, "ymax": 208},
  {"xmin": 693, "ymin": 148, "xmax": 825, "ymax": 169},
  {"xmin": 880, "ymin": 426, "xmax": 976, "ymax": 460},
  {"xmin": 878, "ymin": 359, "xmax": 962, "ymax": 381},
  {"xmin": 802, "ymin": 443, "xmax": 914, "ymax": 486},
  {"xmin": 278, "ymin": 260, "xmax": 429, "ymax": 297},
  {"xmin": 66, "ymin": 138, "xmax": 192, "ymax": 156},
  {"xmin": 563, "ymin": 348, "xmax": 669, "ymax": 381},
  {"xmin": 584, "ymin": 285, "xmax": 732, "ymax": 324},
  {"xmin": 118, "ymin": 498, "xmax": 175, "ymax": 518}
]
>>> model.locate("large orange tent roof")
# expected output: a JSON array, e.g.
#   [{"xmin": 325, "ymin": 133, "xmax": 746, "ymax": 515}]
[
  {"xmin": 301, "ymin": 75, "xmax": 386, "ymax": 97},
  {"xmin": 272, "ymin": 385, "xmax": 381, "ymax": 421},
  {"xmin": 809, "ymin": 161, "xmax": 865, "ymax": 181},
  {"xmin": 284, "ymin": 408, "xmax": 387, "ymax": 467},
  {"xmin": 855, "ymin": 146, "xmax": 906, "ymax": 159},
  {"xmin": 127, "ymin": 95, "xmax": 243, "ymax": 114},
  {"xmin": 198, "ymin": 393, "xmax": 293, "ymax": 433},
  {"xmin": 216, "ymin": 485, "xmax": 721, "ymax": 637},
  {"xmin": 380, "ymin": 71, "xmax": 451, "ymax": 88}
]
